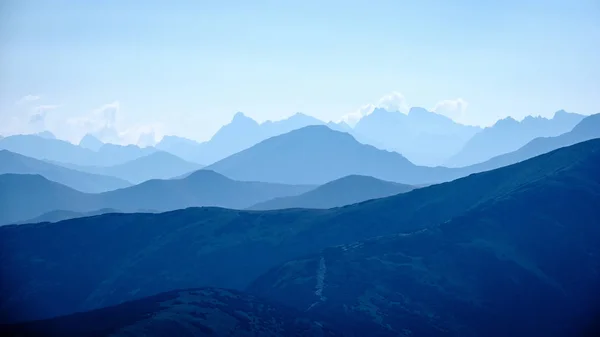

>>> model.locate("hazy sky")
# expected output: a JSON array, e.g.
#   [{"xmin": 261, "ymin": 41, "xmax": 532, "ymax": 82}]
[{"xmin": 1, "ymin": 0, "xmax": 599, "ymax": 143}]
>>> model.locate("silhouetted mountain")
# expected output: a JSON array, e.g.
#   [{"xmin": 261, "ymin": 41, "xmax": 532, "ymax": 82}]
[
  {"xmin": 16, "ymin": 208, "xmax": 123, "ymax": 225},
  {"xmin": 0, "ymin": 134, "xmax": 156, "ymax": 166},
  {"xmin": 0, "ymin": 150, "xmax": 130, "ymax": 193},
  {"xmin": 206, "ymin": 125, "xmax": 460, "ymax": 185},
  {"xmin": 0, "ymin": 170, "xmax": 312, "ymax": 225},
  {"xmin": 0, "ymin": 174, "xmax": 97, "ymax": 225},
  {"xmin": 445, "ymin": 110, "xmax": 585, "ymax": 167},
  {"xmin": 2, "ymin": 140, "xmax": 598, "ymax": 323},
  {"xmin": 99, "ymin": 170, "xmax": 313, "ymax": 213},
  {"xmin": 0, "ymin": 288, "xmax": 342, "ymax": 337},
  {"xmin": 78, "ymin": 134, "xmax": 103, "ymax": 151},
  {"xmin": 467, "ymin": 112, "xmax": 600, "ymax": 173},
  {"xmin": 61, "ymin": 151, "xmax": 203, "ymax": 183},
  {"xmin": 156, "ymin": 113, "xmax": 345, "ymax": 165},
  {"xmin": 155, "ymin": 135, "xmax": 205, "ymax": 164},
  {"xmin": 353, "ymin": 107, "xmax": 481, "ymax": 165},
  {"xmin": 249, "ymin": 140, "xmax": 600, "ymax": 337},
  {"xmin": 250, "ymin": 175, "xmax": 415, "ymax": 210}
]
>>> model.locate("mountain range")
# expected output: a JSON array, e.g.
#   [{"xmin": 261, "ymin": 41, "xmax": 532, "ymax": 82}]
[
  {"xmin": 353, "ymin": 107, "xmax": 482, "ymax": 165},
  {"xmin": 0, "ymin": 150, "xmax": 131, "ymax": 193},
  {"xmin": 0, "ymin": 134, "xmax": 156, "ymax": 167},
  {"xmin": 55, "ymin": 151, "xmax": 203, "ymax": 184},
  {"xmin": 250, "ymin": 175, "xmax": 415, "ymax": 210},
  {"xmin": 0, "ymin": 170, "xmax": 313, "ymax": 225},
  {"xmin": 2, "ymin": 139, "xmax": 598, "ymax": 335},
  {"xmin": 445, "ymin": 110, "xmax": 585, "ymax": 167},
  {"xmin": 205, "ymin": 125, "xmax": 461, "ymax": 185},
  {"xmin": 156, "ymin": 112, "xmax": 351, "ymax": 165}
]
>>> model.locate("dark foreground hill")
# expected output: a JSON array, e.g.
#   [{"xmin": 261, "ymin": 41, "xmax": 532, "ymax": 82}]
[
  {"xmin": 0, "ymin": 170, "xmax": 312, "ymax": 225},
  {"xmin": 250, "ymin": 175, "xmax": 415, "ymax": 210},
  {"xmin": 0, "ymin": 150, "xmax": 130, "ymax": 193},
  {"xmin": 249, "ymin": 143, "xmax": 600, "ymax": 336},
  {"xmin": 1, "ymin": 139, "xmax": 599, "ymax": 333},
  {"xmin": 0, "ymin": 288, "xmax": 342, "ymax": 337}
]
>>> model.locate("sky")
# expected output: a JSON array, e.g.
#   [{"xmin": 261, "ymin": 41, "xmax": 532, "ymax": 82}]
[{"xmin": 1, "ymin": 0, "xmax": 599, "ymax": 144}]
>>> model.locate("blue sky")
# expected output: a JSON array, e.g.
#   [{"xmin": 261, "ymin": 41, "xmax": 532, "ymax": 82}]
[{"xmin": 1, "ymin": 0, "xmax": 599, "ymax": 143}]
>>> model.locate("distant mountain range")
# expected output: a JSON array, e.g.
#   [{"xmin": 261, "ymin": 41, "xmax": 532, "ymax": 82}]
[
  {"xmin": 0, "ymin": 134, "xmax": 157, "ymax": 167},
  {"xmin": 0, "ymin": 150, "xmax": 131, "ymax": 193},
  {"xmin": 466, "ymin": 112, "xmax": 600, "ymax": 173},
  {"xmin": 0, "ymin": 170, "xmax": 313, "ymax": 225},
  {"xmin": 250, "ymin": 175, "xmax": 415, "ymax": 210},
  {"xmin": 445, "ymin": 110, "xmax": 585, "ymax": 167},
  {"xmin": 156, "ymin": 112, "xmax": 351, "ymax": 165},
  {"xmin": 2, "ymin": 139, "xmax": 598, "ymax": 332},
  {"xmin": 55, "ymin": 151, "xmax": 203, "ymax": 184},
  {"xmin": 205, "ymin": 125, "xmax": 462, "ymax": 185},
  {"xmin": 353, "ymin": 107, "xmax": 482, "ymax": 165}
]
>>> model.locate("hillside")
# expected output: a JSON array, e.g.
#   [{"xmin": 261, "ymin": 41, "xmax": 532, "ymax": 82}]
[
  {"xmin": 206, "ymin": 125, "xmax": 459, "ymax": 185},
  {"xmin": 250, "ymin": 175, "xmax": 415, "ymax": 210},
  {"xmin": 0, "ymin": 288, "xmax": 342, "ymax": 337},
  {"xmin": 0, "ymin": 170, "xmax": 312, "ymax": 225},
  {"xmin": 0, "ymin": 150, "xmax": 131, "ymax": 193},
  {"xmin": 2, "ymin": 140, "xmax": 598, "ymax": 323},
  {"xmin": 249, "ymin": 143, "xmax": 600, "ymax": 336},
  {"xmin": 16, "ymin": 208, "xmax": 123, "ymax": 225}
]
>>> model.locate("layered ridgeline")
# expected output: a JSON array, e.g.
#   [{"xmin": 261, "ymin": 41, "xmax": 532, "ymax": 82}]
[
  {"xmin": 1, "ymin": 288, "xmax": 342, "ymax": 337},
  {"xmin": 156, "ymin": 112, "xmax": 352, "ymax": 165},
  {"xmin": 0, "ymin": 150, "xmax": 131, "ymax": 193},
  {"xmin": 2, "ymin": 139, "xmax": 599, "ymax": 335},
  {"xmin": 250, "ymin": 175, "xmax": 416, "ymax": 210},
  {"xmin": 352, "ymin": 107, "xmax": 482, "ymax": 166},
  {"xmin": 0, "ymin": 135, "xmax": 156, "ymax": 167},
  {"xmin": 0, "ymin": 170, "xmax": 312, "ymax": 225},
  {"xmin": 205, "ymin": 125, "xmax": 462, "ymax": 185},
  {"xmin": 466, "ymin": 112, "xmax": 600, "ymax": 173},
  {"xmin": 55, "ymin": 151, "xmax": 204, "ymax": 184},
  {"xmin": 249, "ymin": 141, "xmax": 600, "ymax": 336},
  {"xmin": 208, "ymin": 114, "xmax": 600, "ymax": 186},
  {"xmin": 445, "ymin": 110, "xmax": 585, "ymax": 167}
]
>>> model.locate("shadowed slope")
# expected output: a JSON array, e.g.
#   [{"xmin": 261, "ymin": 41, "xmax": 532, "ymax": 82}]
[
  {"xmin": 0, "ymin": 288, "xmax": 343, "ymax": 337},
  {"xmin": 249, "ymin": 140, "xmax": 600, "ymax": 337}
]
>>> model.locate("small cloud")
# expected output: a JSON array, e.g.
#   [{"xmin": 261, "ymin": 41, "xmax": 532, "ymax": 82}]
[
  {"xmin": 377, "ymin": 92, "xmax": 409, "ymax": 114},
  {"xmin": 15, "ymin": 94, "xmax": 41, "ymax": 105},
  {"xmin": 29, "ymin": 105, "xmax": 60, "ymax": 126},
  {"xmin": 432, "ymin": 98, "xmax": 469, "ymax": 123},
  {"xmin": 67, "ymin": 101, "xmax": 163, "ymax": 145},
  {"xmin": 341, "ymin": 91, "xmax": 410, "ymax": 126}
]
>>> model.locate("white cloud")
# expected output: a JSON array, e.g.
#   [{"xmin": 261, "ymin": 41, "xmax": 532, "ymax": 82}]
[
  {"xmin": 432, "ymin": 98, "xmax": 469, "ymax": 123},
  {"xmin": 15, "ymin": 94, "xmax": 41, "ymax": 105},
  {"xmin": 341, "ymin": 91, "xmax": 410, "ymax": 126},
  {"xmin": 377, "ymin": 92, "xmax": 410, "ymax": 114},
  {"xmin": 67, "ymin": 101, "xmax": 163, "ymax": 145}
]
